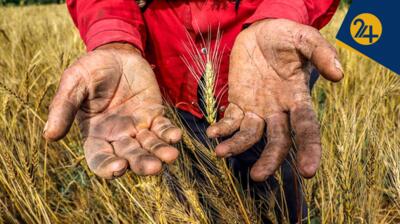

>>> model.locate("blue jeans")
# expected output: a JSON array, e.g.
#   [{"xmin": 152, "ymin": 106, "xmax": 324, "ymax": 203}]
[{"xmin": 177, "ymin": 70, "xmax": 319, "ymax": 223}]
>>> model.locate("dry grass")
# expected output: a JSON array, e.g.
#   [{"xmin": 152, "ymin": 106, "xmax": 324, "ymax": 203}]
[{"xmin": 0, "ymin": 5, "xmax": 399, "ymax": 224}]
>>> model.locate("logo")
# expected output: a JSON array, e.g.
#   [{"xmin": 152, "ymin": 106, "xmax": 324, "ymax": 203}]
[
  {"xmin": 337, "ymin": 0, "xmax": 400, "ymax": 75},
  {"xmin": 350, "ymin": 13, "xmax": 382, "ymax": 45}
]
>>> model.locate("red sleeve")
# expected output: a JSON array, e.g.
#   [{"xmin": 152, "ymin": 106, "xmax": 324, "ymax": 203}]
[
  {"xmin": 245, "ymin": 0, "xmax": 340, "ymax": 29},
  {"xmin": 67, "ymin": 0, "xmax": 146, "ymax": 52}
]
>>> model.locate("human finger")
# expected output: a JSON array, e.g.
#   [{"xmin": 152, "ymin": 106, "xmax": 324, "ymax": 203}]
[
  {"xmin": 206, "ymin": 103, "xmax": 244, "ymax": 138},
  {"xmin": 112, "ymin": 137, "xmax": 162, "ymax": 176},
  {"xmin": 250, "ymin": 113, "xmax": 291, "ymax": 182},
  {"xmin": 84, "ymin": 137, "xmax": 128, "ymax": 179},
  {"xmin": 295, "ymin": 27, "xmax": 344, "ymax": 82},
  {"xmin": 44, "ymin": 66, "xmax": 87, "ymax": 141},
  {"xmin": 150, "ymin": 116, "xmax": 182, "ymax": 144},
  {"xmin": 136, "ymin": 129, "xmax": 179, "ymax": 163},
  {"xmin": 290, "ymin": 104, "xmax": 321, "ymax": 178},
  {"xmin": 214, "ymin": 112, "xmax": 264, "ymax": 157}
]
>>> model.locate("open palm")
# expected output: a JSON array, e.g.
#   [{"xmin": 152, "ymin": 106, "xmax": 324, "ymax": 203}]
[
  {"xmin": 207, "ymin": 19, "xmax": 343, "ymax": 181},
  {"xmin": 44, "ymin": 44, "xmax": 182, "ymax": 179}
]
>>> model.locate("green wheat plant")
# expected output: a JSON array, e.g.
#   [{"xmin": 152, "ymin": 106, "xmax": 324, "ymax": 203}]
[{"xmin": 181, "ymin": 29, "xmax": 226, "ymax": 124}]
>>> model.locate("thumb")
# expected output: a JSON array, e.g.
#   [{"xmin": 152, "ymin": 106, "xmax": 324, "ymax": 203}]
[
  {"xmin": 43, "ymin": 67, "xmax": 87, "ymax": 141},
  {"xmin": 295, "ymin": 27, "xmax": 344, "ymax": 82}
]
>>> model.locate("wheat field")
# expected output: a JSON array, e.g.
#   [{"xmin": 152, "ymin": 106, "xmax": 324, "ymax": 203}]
[{"xmin": 0, "ymin": 4, "xmax": 399, "ymax": 224}]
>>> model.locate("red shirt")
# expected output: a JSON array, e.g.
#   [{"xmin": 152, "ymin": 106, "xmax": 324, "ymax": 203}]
[{"xmin": 67, "ymin": 0, "xmax": 339, "ymax": 118}]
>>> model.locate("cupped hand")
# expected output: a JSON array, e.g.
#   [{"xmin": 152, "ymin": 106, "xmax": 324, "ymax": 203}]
[
  {"xmin": 44, "ymin": 43, "xmax": 182, "ymax": 179},
  {"xmin": 207, "ymin": 19, "xmax": 343, "ymax": 181}
]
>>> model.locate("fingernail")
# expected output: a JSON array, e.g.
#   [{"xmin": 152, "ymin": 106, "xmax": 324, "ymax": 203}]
[
  {"xmin": 113, "ymin": 163, "xmax": 128, "ymax": 178},
  {"xmin": 42, "ymin": 121, "xmax": 48, "ymax": 135},
  {"xmin": 211, "ymin": 133, "xmax": 220, "ymax": 138},
  {"xmin": 224, "ymin": 153, "xmax": 233, "ymax": 158},
  {"xmin": 113, "ymin": 169, "xmax": 126, "ymax": 178},
  {"xmin": 206, "ymin": 127, "xmax": 215, "ymax": 136},
  {"xmin": 334, "ymin": 58, "xmax": 344, "ymax": 74}
]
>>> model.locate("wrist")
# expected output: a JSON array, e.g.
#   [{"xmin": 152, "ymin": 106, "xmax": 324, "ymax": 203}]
[
  {"xmin": 95, "ymin": 42, "xmax": 141, "ymax": 55},
  {"xmin": 251, "ymin": 18, "xmax": 273, "ymax": 25},
  {"xmin": 247, "ymin": 18, "xmax": 274, "ymax": 29}
]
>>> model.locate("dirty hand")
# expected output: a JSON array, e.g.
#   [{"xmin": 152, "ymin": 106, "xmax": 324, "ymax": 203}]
[
  {"xmin": 43, "ymin": 43, "xmax": 182, "ymax": 179},
  {"xmin": 207, "ymin": 19, "xmax": 343, "ymax": 181}
]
